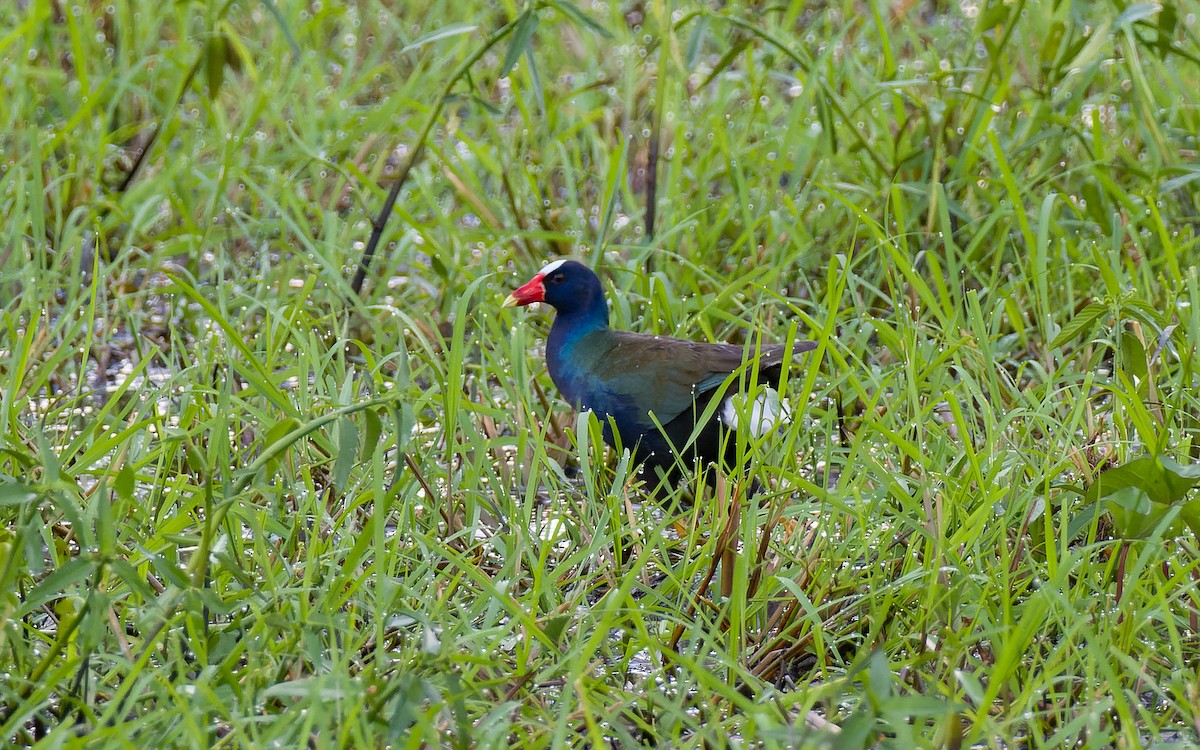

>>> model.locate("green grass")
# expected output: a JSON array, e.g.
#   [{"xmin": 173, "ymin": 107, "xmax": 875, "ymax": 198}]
[{"xmin": 4, "ymin": 0, "xmax": 1200, "ymax": 746}]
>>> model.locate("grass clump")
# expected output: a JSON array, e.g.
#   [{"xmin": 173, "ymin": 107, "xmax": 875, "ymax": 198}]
[{"xmin": 3, "ymin": 0, "xmax": 1200, "ymax": 747}]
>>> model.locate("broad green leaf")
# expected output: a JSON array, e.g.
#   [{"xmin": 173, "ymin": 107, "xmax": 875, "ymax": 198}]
[
  {"xmin": 205, "ymin": 34, "xmax": 227, "ymax": 96},
  {"xmin": 263, "ymin": 416, "xmax": 302, "ymax": 474},
  {"xmin": 1086, "ymin": 456, "xmax": 1158, "ymax": 504},
  {"xmin": 1049, "ymin": 300, "xmax": 1106, "ymax": 349},
  {"xmin": 361, "ymin": 408, "xmax": 383, "ymax": 458},
  {"xmin": 1103, "ymin": 485, "xmax": 1179, "ymax": 539},
  {"xmin": 114, "ymin": 464, "xmax": 135, "ymax": 503},
  {"xmin": 264, "ymin": 417, "xmax": 303, "ymax": 452},
  {"xmin": 1085, "ymin": 454, "xmax": 1200, "ymax": 539},
  {"xmin": 540, "ymin": 614, "xmax": 570, "ymax": 645},
  {"xmin": 1179, "ymin": 498, "xmax": 1200, "ymax": 536},
  {"xmin": 1119, "ymin": 329, "xmax": 1149, "ymax": 383},
  {"xmin": 17, "ymin": 557, "xmax": 94, "ymax": 615},
  {"xmin": 1158, "ymin": 455, "xmax": 1200, "ymax": 496},
  {"xmin": 976, "ymin": 0, "xmax": 1013, "ymax": 33},
  {"xmin": 0, "ymin": 480, "xmax": 35, "ymax": 507}
]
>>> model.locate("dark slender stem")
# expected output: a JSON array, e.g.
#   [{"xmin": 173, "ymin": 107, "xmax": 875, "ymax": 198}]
[
  {"xmin": 117, "ymin": 0, "xmax": 236, "ymax": 196},
  {"xmin": 718, "ymin": 473, "xmax": 746, "ymax": 601},
  {"xmin": 644, "ymin": 99, "xmax": 660, "ymax": 272},
  {"xmin": 114, "ymin": 55, "xmax": 200, "ymax": 195},
  {"xmin": 713, "ymin": 12, "xmax": 889, "ymax": 175},
  {"xmin": 1191, "ymin": 563, "xmax": 1199, "ymax": 633},
  {"xmin": 351, "ymin": 14, "xmax": 524, "ymax": 296}
]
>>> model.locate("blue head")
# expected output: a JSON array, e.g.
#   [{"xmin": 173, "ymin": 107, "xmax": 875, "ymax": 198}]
[
  {"xmin": 504, "ymin": 259, "xmax": 615, "ymax": 409},
  {"xmin": 503, "ymin": 259, "xmax": 609, "ymax": 330}
]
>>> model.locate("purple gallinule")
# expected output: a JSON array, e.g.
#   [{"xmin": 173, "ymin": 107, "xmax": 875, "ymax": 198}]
[{"xmin": 504, "ymin": 259, "xmax": 817, "ymax": 492}]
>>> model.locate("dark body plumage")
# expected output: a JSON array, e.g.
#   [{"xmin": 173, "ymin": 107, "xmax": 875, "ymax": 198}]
[{"xmin": 505, "ymin": 260, "xmax": 816, "ymax": 491}]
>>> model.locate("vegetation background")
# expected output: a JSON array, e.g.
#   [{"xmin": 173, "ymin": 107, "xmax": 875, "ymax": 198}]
[{"xmin": 3, "ymin": 0, "xmax": 1200, "ymax": 746}]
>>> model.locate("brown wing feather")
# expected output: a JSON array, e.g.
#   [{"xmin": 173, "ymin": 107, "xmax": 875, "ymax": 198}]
[{"xmin": 588, "ymin": 331, "xmax": 811, "ymax": 425}]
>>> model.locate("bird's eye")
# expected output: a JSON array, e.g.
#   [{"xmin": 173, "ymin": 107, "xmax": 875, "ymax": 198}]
[{"xmin": 549, "ymin": 272, "xmax": 566, "ymax": 284}]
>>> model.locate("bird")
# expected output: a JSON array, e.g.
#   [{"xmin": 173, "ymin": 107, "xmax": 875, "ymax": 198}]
[{"xmin": 503, "ymin": 259, "xmax": 817, "ymax": 495}]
